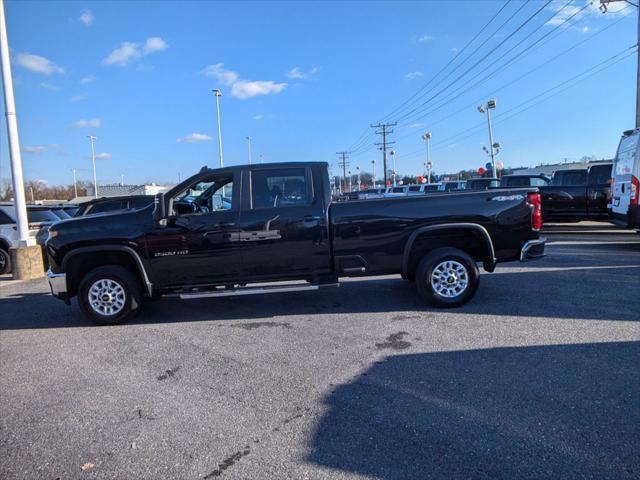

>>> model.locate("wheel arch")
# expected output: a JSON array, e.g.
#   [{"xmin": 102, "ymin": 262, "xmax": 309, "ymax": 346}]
[
  {"xmin": 62, "ymin": 246, "xmax": 152, "ymax": 297},
  {"xmin": 402, "ymin": 223, "xmax": 496, "ymax": 280}
]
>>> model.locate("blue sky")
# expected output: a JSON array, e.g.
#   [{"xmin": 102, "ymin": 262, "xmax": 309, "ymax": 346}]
[{"xmin": 0, "ymin": 0, "xmax": 636, "ymax": 186}]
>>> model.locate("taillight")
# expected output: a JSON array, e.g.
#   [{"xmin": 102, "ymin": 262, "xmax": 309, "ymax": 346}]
[
  {"xmin": 631, "ymin": 176, "xmax": 639, "ymax": 206},
  {"xmin": 527, "ymin": 192, "xmax": 543, "ymax": 231}
]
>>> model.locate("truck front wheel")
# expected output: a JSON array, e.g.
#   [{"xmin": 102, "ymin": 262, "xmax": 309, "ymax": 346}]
[
  {"xmin": 0, "ymin": 247, "xmax": 11, "ymax": 274},
  {"xmin": 78, "ymin": 266, "xmax": 143, "ymax": 325},
  {"xmin": 415, "ymin": 248, "xmax": 479, "ymax": 308}
]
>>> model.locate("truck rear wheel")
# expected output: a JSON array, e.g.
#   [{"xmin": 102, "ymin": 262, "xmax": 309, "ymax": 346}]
[
  {"xmin": 78, "ymin": 266, "xmax": 142, "ymax": 325},
  {"xmin": 415, "ymin": 247, "xmax": 479, "ymax": 308},
  {"xmin": 0, "ymin": 247, "xmax": 11, "ymax": 274}
]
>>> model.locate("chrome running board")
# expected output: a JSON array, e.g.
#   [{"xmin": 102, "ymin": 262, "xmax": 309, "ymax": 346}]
[{"xmin": 177, "ymin": 282, "xmax": 339, "ymax": 300}]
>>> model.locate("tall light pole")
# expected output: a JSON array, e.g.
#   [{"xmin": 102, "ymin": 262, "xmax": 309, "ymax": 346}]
[
  {"xmin": 356, "ymin": 166, "xmax": 361, "ymax": 190},
  {"xmin": 245, "ymin": 136, "xmax": 253, "ymax": 165},
  {"xmin": 371, "ymin": 159, "xmax": 376, "ymax": 187},
  {"xmin": 87, "ymin": 135, "xmax": 98, "ymax": 197},
  {"xmin": 0, "ymin": 0, "xmax": 29, "ymax": 246},
  {"xmin": 72, "ymin": 168, "xmax": 78, "ymax": 198},
  {"xmin": 422, "ymin": 132, "xmax": 432, "ymax": 183},
  {"xmin": 389, "ymin": 149, "xmax": 397, "ymax": 186},
  {"xmin": 348, "ymin": 170, "xmax": 352, "ymax": 192},
  {"xmin": 212, "ymin": 89, "xmax": 224, "ymax": 168},
  {"xmin": 478, "ymin": 100, "xmax": 498, "ymax": 179}
]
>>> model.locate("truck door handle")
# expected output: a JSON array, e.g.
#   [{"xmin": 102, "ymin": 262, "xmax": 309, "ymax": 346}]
[
  {"xmin": 218, "ymin": 221, "xmax": 236, "ymax": 227},
  {"xmin": 304, "ymin": 215, "xmax": 321, "ymax": 222}
]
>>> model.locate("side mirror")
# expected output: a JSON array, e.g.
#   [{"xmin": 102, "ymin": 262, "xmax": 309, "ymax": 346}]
[{"xmin": 152, "ymin": 193, "xmax": 166, "ymax": 223}]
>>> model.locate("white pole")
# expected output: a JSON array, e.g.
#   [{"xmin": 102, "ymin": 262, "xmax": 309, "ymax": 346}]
[
  {"xmin": 246, "ymin": 136, "xmax": 253, "ymax": 165},
  {"xmin": 371, "ymin": 160, "xmax": 376, "ymax": 186},
  {"xmin": 426, "ymin": 136, "xmax": 432, "ymax": 183},
  {"xmin": 213, "ymin": 89, "xmax": 224, "ymax": 168},
  {"xmin": 357, "ymin": 166, "xmax": 361, "ymax": 190},
  {"xmin": 0, "ymin": 0, "xmax": 30, "ymax": 245},
  {"xmin": 121, "ymin": 174, "xmax": 124, "ymax": 186},
  {"xmin": 72, "ymin": 168, "xmax": 78, "ymax": 198},
  {"xmin": 486, "ymin": 108, "xmax": 497, "ymax": 180},
  {"xmin": 390, "ymin": 150, "xmax": 396, "ymax": 186},
  {"xmin": 87, "ymin": 135, "xmax": 98, "ymax": 198}
]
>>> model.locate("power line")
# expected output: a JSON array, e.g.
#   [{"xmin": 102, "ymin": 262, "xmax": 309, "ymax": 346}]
[
  {"xmin": 395, "ymin": 45, "xmax": 637, "ymax": 162},
  {"xmin": 394, "ymin": 0, "xmax": 555, "ymax": 124}
]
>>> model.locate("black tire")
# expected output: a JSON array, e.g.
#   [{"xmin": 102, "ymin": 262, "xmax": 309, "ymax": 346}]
[
  {"xmin": 78, "ymin": 266, "xmax": 143, "ymax": 325},
  {"xmin": 0, "ymin": 247, "xmax": 11, "ymax": 275},
  {"xmin": 415, "ymin": 247, "xmax": 479, "ymax": 308}
]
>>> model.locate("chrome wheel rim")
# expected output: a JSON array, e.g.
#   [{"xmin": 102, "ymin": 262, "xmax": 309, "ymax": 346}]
[
  {"xmin": 430, "ymin": 260, "xmax": 469, "ymax": 298},
  {"xmin": 88, "ymin": 278, "xmax": 126, "ymax": 316}
]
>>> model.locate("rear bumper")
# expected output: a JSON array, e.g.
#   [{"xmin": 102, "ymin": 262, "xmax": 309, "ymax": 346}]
[
  {"xmin": 520, "ymin": 237, "xmax": 546, "ymax": 262},
  {"xmin": 47, "ymin": 268, "xmax": 69, "ymax": 302}
]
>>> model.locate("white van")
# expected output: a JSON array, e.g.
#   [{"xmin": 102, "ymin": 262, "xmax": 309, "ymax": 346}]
[{"xmin": 611, "ymin": 128, "xmax": 640, "ymax": 229}]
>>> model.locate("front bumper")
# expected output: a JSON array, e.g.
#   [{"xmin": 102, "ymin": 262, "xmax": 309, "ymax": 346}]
[
  {"xmin": 47, "ymin": 268, "xmax": 68, "ymax": 301},
  {"xmin": 520, "ymin": 237, "xmax": 546, "ymax": 262}
]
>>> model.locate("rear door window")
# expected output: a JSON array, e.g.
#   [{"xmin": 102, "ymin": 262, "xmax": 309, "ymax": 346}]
[
  {"xmin": 589, "ymin": 165, "xmax": 613, "ymax": 185},
  {"xmin": 88, "ymin": 200, "xmax": 127, "ymax": 214},
  {"xmin": 26, "ymin": 209, "xmax": 60, "ymax": 223},
  {"xmin": 251, "ymin": 168, "xmax": 310, "ymax": 209},
  {"xmin": 0, "ymin": 210, "xmax": 14, "ymax": 225}
]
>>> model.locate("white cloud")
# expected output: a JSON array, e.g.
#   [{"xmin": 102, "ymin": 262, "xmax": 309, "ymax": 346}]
[
  {"xmin": 95, "ymin": 152, "xmax": 111, "ymax": 160},
  {"xmin": 23, "ymin": 146, "xmax": 47, "ymax": 154},
  {"xmin": 286, "ymin": 66, "xmax": 320, "ymax": 79},
  {"xmin": 15, "ymin": 53, "xmax": 64, "ymax": 75},
  {"xmin": 79, "ymin": 9, "xmax": 94, "ymax": 26},
  {"xmin": 177, "ymin": 133, "xmax": 213, "ymax": 143},
  {"xmin": 72, "ymin": 118, "xmax": 101, "ymax": 128},
  {"xmin": 231, "ymin": 80, "xmax": 287, "ymax": 100},
  {"xmin": 70, "ymin": 94, "xmax": 86, "ymax": 102},
  {"xmin": 39, "ymin": 82, "xmax": 58, "ymax": 90},
  {"xmin": 202, "ymin": 63, "xmax": 239, "ymax": 86},
  {"xmin": 405, "ymin": 71, "xmax": 424, "ymax": 80},
  {"xmin": 546, "ymin": 0, "xmax": 627, "ymax": 31},
  {"xmin": 418, "ymin": 34, "xmax": 433, "ymax": 43},
  {"xmin": 253, "ymin": 114, "xmax": 264, "ymax": 121},
  {"xmin": 203, "ymin": 63, "xmax": 287, "ymax": 99},
  {"xmin": 103, "ymin": 37, "xmax": 168, "ymax": 66},
  {"xmin": 408, "ymin": 122, "xmax": 425, "ymax": 128},
  {"xmin": 79, "ymin": 75, "xmax": 95, "ymax": 84},
  {"xmin": 143, "ymin": 37, "xmax": 168, "ymax": 54}
]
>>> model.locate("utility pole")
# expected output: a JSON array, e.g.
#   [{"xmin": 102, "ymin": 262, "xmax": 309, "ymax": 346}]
[
  {"xmin": 371, "ymin": 122, "xmax": 396, "ymax": 186},
  {"xmin": 356, "ymin": 166, "xmax": 361, "ymax": 190},
  {"xmin": 336, "ymin": 151, "xmax": 350, "ymax": 194},
  {"xmin": 245, "ymin": 136, "xmax": 253, "ymax": 165},
  {"xmin": 212, "ymin": 89, "xmax": 224, "ymax": 167},
  {"xmin": 600, "ymin": 0, "xmax": 639, "ymax": 128},
  {"xmin": 87, "ymin": 135, "xmax": 98, "ymax": 197}
]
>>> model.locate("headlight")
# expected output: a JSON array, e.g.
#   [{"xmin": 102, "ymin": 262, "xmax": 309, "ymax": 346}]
[{"xmin": 47, "ymin": 229, "xmax": 58, "ymax": 240}]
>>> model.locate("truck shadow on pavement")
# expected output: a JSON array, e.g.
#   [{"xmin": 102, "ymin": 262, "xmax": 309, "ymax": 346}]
[
  {"xmin": 306, "ymin": 341, "xmax": 640, "ymax": 480},
  {"xmin": 1, "ymin": 262, "xmax": 639, "ymax": 329}
]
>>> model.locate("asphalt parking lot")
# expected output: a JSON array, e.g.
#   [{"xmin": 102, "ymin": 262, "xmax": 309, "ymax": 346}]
[{"xmin": 1, "ymin": 222, "xmax": 639, "ymax": 480}]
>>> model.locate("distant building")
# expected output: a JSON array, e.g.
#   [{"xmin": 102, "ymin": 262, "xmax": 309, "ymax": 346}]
[{"xmin": 511, "ymin": 159, "xmax": 612, "ymax": 177}]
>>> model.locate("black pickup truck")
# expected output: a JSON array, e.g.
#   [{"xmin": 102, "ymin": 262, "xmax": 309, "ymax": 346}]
[
  {"xmin": 539, "ymin": 164, "xmax": 612, "ymax": 222},
  {"xmin": 45, "ymin": 162, "xmax": 545, "ymax": 324}
]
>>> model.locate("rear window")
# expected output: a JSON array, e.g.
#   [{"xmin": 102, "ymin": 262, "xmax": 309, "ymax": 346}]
[
  {"xmin": 553, "ymin": 171, "xmax": 587, "ymax": 186},
  {"xmin": 0, "ymin": 210, "xmax": 14, "ymax": 225},
  {"xmin": 408, "ymin": 186, "xmax": 421, "ymax": 192},
  {"xmin": 391, "ymin": 187, "xmax": 405, "ymax": 193},
  {"xmin": 88, "ymin": 200, "xmax": 127, "ymax": 214},
  {"xmin": 589, "ymin": 165, "xmax": 612, "ymax": 185},
  {"xmin": 251, "ymin": 168, "xmax": 310, "ymax": 209},
  {"xmin": 26, "ymin": 209, "xmax": 60, "ymax": 223}
]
